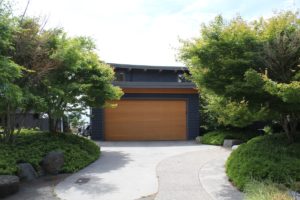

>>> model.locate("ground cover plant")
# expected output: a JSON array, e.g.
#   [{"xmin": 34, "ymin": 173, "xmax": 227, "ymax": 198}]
[
  {"xmin": 226, "ymin": 134, "xmax": 300, "ymax": 190},
  {"xmin": 0, "ymin": 129, "xmax": 100, "ymax": 175},
  {"xmin": 201, "ymin": 130, "xmax": 257, "ymax": 145}
]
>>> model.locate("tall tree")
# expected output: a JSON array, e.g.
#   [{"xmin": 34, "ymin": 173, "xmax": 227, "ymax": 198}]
[{"xmin": 180, "ymin": 12, "xmax": 300, "ymax": 142}]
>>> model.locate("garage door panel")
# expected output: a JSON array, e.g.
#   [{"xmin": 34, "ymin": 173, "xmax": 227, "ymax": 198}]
[{"xmin": 104, "ymin": 100, "xmax": 187, "ymax": 141}]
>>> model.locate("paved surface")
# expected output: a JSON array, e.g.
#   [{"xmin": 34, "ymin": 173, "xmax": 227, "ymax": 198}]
[
  {"xmin": 4, "ymin": 174, "xmax": 69, "ymax": 200},
  {"xmin": 155, "ymin": 148, "xmax": 243, "ymax": 200},
  {"xmin": 55, "ymin": 141, "xmax": 216, "ymax": 200},
  {"xmin": 5, "ymin": 142, "xmax": 243, "ymax": 200}
]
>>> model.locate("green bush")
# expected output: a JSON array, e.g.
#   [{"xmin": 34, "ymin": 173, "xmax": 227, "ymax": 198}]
[
  {"xmin": 0, "ymin": 130, "xmax": 100, "ymax": 175},
  {"xmin": 244, "ymin": 181, "xmax": 294, "ymax": 200},
  {"xmin": 226, "ymin": 134, "xmax": 300, "ymax": 190},
  {"xmin": 201, "ymin": 130, "xmax": 256, "ymax": 145}
]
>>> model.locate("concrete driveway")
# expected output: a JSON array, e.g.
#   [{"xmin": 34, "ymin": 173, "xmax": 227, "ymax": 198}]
[{"xmin": 55, "ymin": 141, "xmax": 217, "ymax": 200}]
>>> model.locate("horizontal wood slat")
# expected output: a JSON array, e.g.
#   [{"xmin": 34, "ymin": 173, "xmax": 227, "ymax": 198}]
[{"xmin": 104, "ymin": 100, "xmax": 187, "ymax": 141}]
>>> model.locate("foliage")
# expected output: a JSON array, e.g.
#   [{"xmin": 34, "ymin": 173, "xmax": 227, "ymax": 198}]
[
  {"xmin": 180, "ymin": 12, "xmax": 300, "ymax": 142},
  {"xmin": 201, "ymin": 130, "xmax": 256, "ymax": 145},
  {"xmin": 226, "ymin": 134, "xmax": 300, "ymax": 190},
  {"xmin": 199, "ymin": 93, "xmax": 219, "ymax": 132},
  {"xmin": 0, "ymin": 129, "xmax": 100, "ymax": 175},
  {"xmin": 0, "ymin": 1, "xmax": 123, "ymax": 141},
  {"xmin": 244, "ymin": 181, "xmax": 294, "ymax": 200}
]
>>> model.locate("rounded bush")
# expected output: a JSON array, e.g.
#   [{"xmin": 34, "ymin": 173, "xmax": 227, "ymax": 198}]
[
  {"xmin": 0, "ymin": 131, "xmax": 100, "ymax": 175},
  {"xmin": 226, "ymin": 134, "xmax": 300, "ymax": 190}
]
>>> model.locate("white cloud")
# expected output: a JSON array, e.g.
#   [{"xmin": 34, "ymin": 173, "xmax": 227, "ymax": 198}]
[{"xmin": 14, "ymin": 0, "xmax": 300, "ymax": 66}]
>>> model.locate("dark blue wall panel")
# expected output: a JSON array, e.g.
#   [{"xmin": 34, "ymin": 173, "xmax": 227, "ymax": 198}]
[
  {"xmin": 115, "ymin": 69, "xmax": 182, "ymax": 82},
  {"xmin": 91, "ymin": 93, "xmax": 200, "ymax": 140}
]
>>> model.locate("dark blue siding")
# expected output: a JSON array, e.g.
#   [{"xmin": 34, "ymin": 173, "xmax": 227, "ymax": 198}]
[
  {"xmin": 91, "ymin": 93, "xmax": 200, "ymax": 140},
  {"xmin": 115, "ymin": 69, "xmax": 182, "ymax": 82}
]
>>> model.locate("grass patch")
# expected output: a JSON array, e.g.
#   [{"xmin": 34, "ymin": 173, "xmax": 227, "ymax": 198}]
[
  {"xmin": 226, "ymin": 134, "xmax": 300, "ymax": 190},
  {"xmin": 244, "ymin": 181, "xmax": 294, "ymax": 200},
  {"xmin": 201, "ymin": 130, "xmax": 256, "ymax": 145},
  {"xmin": 0, "ymin": 130, "xmax": 100, "ymax": 175}
]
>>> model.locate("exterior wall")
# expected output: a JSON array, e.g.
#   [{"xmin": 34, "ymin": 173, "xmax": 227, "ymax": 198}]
[
  {"xmin": 91, "ymin": 93, "xmax": 200, "ymax": 140},
  {"xmin": 115, "ymin": 68, "xmax": 185, "ymax": 82}
]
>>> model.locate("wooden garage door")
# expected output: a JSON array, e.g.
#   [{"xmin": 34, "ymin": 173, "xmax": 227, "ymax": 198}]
[{"xmin": 104, "ymin": 100, "xmax": 187, "ymax": 141}]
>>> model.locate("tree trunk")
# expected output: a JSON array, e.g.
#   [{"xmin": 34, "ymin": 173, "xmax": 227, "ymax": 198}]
[
  {"xmin": 48, "ymin": 113, "xmax": 56, "ymax": 133},
  {"xmin": 281, "ymin": 114, "xmax": 298, "ymax": 143}
]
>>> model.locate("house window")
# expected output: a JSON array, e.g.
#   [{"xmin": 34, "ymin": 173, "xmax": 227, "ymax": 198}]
[
  {"xmin": 116, "ymin": 72, "xmax": 125, "ymax": 81},
  {"xmin": 178, "ymin": 74, "xmax": 186, "ymax": 83}
]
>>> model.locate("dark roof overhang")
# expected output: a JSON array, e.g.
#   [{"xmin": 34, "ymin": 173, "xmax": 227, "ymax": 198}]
[
  {"xmin": 113, "ymin": 81, "xmax": 196, "ymax": 89},
  {"xmin": 108, "ymin": 63, "xmax": 188, "ymax": 72}
]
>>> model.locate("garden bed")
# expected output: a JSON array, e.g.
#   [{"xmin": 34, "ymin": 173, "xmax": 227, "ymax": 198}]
[
  {"xmin": 226, "ymin": 133, "xmax": 300, "ymax": 191},
  {"xmin": 0, "ymin": 130, "xmax": 100, "ymax": 175}
]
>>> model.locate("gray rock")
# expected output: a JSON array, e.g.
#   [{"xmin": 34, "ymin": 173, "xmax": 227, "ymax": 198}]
[
  {"xmin": 42, "ymin": 151, "xmax": 64, "ymax": 175},
  {"xmin": 232, "ymin": 145, "xmax": 240, "ymax": 150},
  {"xmin": 289, "ymin": 191, "xmax": 300, "ymax": 200},
  {"xmin": 223, "ymin": 139, "xmax": 243, "ymax": 148},
  {"xmin": 0, "ymin": 175, "xmax": 19, "ymax": 198},
  {"xmin": 195, "ymin": 136, "xmax": 203, "ymax": 144},
  {"xmin": 18, "ymin": 163, "xmax": 37, "ymax": 181}
]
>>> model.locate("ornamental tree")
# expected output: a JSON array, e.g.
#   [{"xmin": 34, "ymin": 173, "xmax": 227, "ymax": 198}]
[{"xmin": 180, "ymin": 12, "xmax": 300, "ymax": 142}]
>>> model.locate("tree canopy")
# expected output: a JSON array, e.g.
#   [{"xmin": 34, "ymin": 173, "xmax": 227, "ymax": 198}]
[
  {"xmin": 0, "ymin": 2, "xmax": 123, "ymax": 142},
  {"xmin": 180, "ymin": 11, "xmax": 300, "ymax": 142}
]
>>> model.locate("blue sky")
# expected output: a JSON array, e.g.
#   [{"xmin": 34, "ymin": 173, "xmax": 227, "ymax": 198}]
[{"xmin": 15, "ymin": 0, "xmax": 299, "ymax": 66}]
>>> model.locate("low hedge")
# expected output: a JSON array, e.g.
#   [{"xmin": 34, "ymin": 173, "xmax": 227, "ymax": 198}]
[
  {"xmin": 201, "ymin": 130, "xmax": 256, "ymax": 145},
  {"xmin": 0, "ymin": 130, "xmax": 100, "ymax": 175},
  {"xmin": 226, "ymin": 134, "xmax": 300, "ymax": 191}
]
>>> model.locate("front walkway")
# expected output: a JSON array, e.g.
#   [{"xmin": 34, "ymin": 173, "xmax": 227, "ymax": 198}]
[{"xmin": 55, "ymin": 141, "xmax": 242, "ymax": 200}]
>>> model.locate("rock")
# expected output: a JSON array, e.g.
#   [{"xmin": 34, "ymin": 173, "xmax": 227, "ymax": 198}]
[
  {"xmin": 42, "ymin": 151, "xmax": 64, "ymax": 175},
  {"xmin": 195, "ymin": 136, "xmax": 203, "ymax": 144},
  {"xmin": 223, "ymin": 139, "xmax": 243, "ymax": 148},
  {"xmin": 231, "ymin": 145, "xmax": 240, "ymax": 150},
  {"xmin": 289, "ymin": 191, "xmax": 300, "ymax": 200},
  {"xmin": 0, "ymin": 175, "xmax": 19, "ymax": 198},
  {"xmin": 18, "ymin": 163, "xmax": 37, "ymax": 181}
]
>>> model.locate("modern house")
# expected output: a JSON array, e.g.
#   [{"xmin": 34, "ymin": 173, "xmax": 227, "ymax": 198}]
[{"xmin": 91, "ymin": 63, "xmax": 200, "ymax": 141}]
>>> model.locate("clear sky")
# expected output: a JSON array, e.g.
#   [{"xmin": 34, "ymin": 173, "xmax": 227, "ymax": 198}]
[{"xmin": 14, "ymin": 0, "xmax": 299, "ymax": 66}]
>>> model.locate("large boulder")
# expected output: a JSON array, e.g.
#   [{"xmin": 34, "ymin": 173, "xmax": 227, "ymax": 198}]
[
  {"xmin": 18, "ymin": 163, "xmax": 37, "ymax": 181},
  {"xmin": 41, "ymin": 151, "xmax": 64, "ymax": 175},
  {"xmin": 0, "ymin": 175, "xmax": 19, "ymax": 198}
]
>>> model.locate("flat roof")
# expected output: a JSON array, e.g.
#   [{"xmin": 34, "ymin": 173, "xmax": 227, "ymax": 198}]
[
  {"xmin": 108, "ymin": 63, "xmax": 188, "ymax": 71},
  {"xmin": 113, "ymin": 81, "xmax": 196, "ymax": 89}
]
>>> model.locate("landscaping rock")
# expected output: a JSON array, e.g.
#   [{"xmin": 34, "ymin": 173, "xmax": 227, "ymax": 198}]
[
  {"xmin": 223, "ymin": 139, "xmax": 243, "ymax": 148},
  {"xmin": 195, "ymin": 136, "xmax": 203, "ymax": 144},
  {"xmin": 42, "ymin": 151, "xmax": 64, "ymax": 175},
  {"xmin": 0, "ymin": 175, "xmax": 19, "ymax": 198},
  {"xmin": 232, "ymin": 145, "xmax": 240, "ymax": 150},
  {"xmin": 18, "ymin": 163, "xmax": 38, "ymax": 181},
  {"xmin": 289, "ymin": 191, "xmax": 300, "ymax": 200}
]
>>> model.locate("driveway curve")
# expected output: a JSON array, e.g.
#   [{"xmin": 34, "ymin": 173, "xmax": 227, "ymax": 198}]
[
  {"xmin": 55, "ymin": 141, "xmax": 236, "ymax": 200},
  {"xmin": 155, "ymin": 148, "xmax": 243, "ymax": 200}
]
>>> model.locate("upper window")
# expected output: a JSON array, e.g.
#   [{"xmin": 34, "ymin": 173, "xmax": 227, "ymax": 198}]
[
  {"xmin": 116, "ymin": 72, "xmax": 125, "ymax": 81},
  {"xmin": 177, "ymin": 73, "xmax": 186, "ymax": 83}
]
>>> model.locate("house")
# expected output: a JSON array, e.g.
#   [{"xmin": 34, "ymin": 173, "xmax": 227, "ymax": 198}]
[{"xmin": 90, "ymin": 63, "xmax": 200, "ymax": 141}]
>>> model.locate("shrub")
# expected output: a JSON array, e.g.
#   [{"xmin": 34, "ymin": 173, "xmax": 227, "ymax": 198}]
[
  {"xmin": 0, "ymin": 130, "xmax": 100, "ymax": 175},
  {"xmin": 201, "ymin": 130, "xmax": 256, "ymax": 145},
  {"xmin": 244, "ymin": 181, "xmax": 294, "ymax": 200},
  {"xmin": 226, "ymin": 134, "xmax": 300, "ymax": 190}
]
